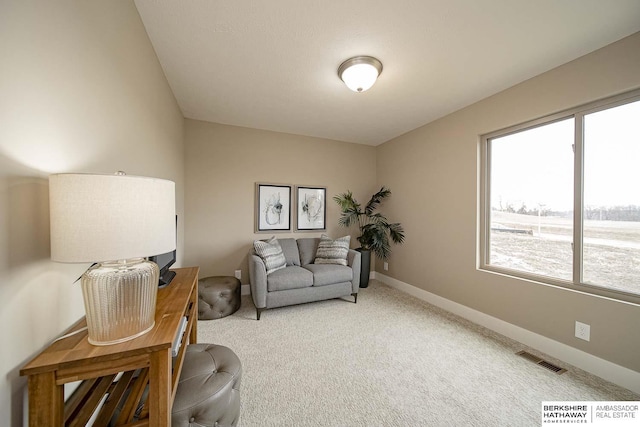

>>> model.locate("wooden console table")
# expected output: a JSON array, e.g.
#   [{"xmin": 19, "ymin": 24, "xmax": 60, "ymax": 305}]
[{"xmin": 20, "ymin": 266, "xmax": 199, "ymax": 426}]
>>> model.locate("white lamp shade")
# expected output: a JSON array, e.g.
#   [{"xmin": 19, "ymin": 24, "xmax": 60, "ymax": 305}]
[
  {"xmin": 49, "ymin": 173, "xmax": 176, "ymax": 263},
  {"xmin": 338, "ymin": 56, "xmax": 383, "ymax": 92},
  {"xmin": 341, "ymin": 63, "xmax": 379, "ymax": 92}
]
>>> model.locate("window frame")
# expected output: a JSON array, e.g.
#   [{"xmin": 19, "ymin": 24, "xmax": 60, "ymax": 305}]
[{"xmin": 479, "ymin": 88, "xmax": 640, "ymax": 304}]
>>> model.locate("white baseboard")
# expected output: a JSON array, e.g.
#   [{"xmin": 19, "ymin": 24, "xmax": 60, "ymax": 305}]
[{"xmin": 373, "ymin": 272, "xmax": 640, "ymax": 395}]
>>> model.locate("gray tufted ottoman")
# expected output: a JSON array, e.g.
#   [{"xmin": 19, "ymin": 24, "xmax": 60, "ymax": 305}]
[
  {"xmin": 198, "ymin": 276, "xmax": 241, "ymax": 320},
  {"xmin": 172, "ymin": 344, "xmax": 242, "ymax": 427}
]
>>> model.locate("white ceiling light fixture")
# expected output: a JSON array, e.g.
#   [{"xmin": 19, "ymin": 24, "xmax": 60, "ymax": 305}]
[{"xmin": 338, "ymin": 56, "xmax": 383, "ymax": 92}]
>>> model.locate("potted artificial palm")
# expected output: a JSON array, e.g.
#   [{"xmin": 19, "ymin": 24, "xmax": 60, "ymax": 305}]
[{"xmin": 333, "ymin": 187, "xmax": 405, "ymax": 287}]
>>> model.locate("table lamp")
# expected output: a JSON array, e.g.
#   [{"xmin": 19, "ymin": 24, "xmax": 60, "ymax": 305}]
[{"xmin": 49, "ymin": 172, "xmax": 176, "ymax": 346}]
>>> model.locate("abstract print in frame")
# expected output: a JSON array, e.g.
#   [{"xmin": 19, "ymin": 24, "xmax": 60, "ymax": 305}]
[
  {"xmin": 296, "ymin": 186, "xmax": 326, "ymax": 231},
  {"xmin": 256, "ymin": 183, "xmax": 292, "ymax": 232}
]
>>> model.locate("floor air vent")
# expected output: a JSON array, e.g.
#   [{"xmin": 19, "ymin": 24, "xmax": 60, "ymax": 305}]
[{"xmin": 516, "ymin": 351, "xmax": 567, "ymax": 374}]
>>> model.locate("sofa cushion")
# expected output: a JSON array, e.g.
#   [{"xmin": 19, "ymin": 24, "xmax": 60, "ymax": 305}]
[
  {"xmin": 297, "ymin": 238, "xmax": 320, "ymax": 265},
  {"xmin": 278, "ymin": 238, "xmax": 301, "ymax": 266},
  {"xmin": 314, "ymin": 234, "xmax": 350, "ymax": 266},
  {"xmin": 303, "ymin": 264, "xmax": 353, "ymax": 287},
  {"xmin": 254, "ymin": 236, "xmax": 287, "ymax": 275},
  {"xmin": 267, "ymin": 266, "xmax": 313, "ymax": 291}
]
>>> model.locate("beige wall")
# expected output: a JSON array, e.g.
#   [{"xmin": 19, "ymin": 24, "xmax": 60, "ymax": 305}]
[
  {"xmin": 376, "ymin": 32, "xmax": 640, "ymax": 372},
  {"xmin": 184, "ymin": 120, "xmax": 377, "ymax": 280},
  {"xmin": 0, "ymin": 1, "xmax": 184, "ymax": 425}
]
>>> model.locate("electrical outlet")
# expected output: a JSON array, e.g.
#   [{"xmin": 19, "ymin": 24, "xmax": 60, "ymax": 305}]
[
  {"xmin": 383, "ymin": 262, "xmax": 388, "ymax": 271},
  {"xmin": 575, "ymin": 321, "xmax": 590, "ymax": 341},
  {"xmin": 234, "ymin": 270, "xmax": 242, "ymax": 280}
]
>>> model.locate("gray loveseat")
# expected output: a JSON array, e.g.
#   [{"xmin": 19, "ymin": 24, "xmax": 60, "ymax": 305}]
[{"xmin": 248, "ymin": 237, "xmax": 361, "ymax": 320}]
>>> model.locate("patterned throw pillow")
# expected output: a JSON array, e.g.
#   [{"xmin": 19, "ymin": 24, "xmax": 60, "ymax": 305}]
[
  {"xmin": 314, "ymin": 234, "xmax": 350, "ymax": 266},
  {"xmin": 254, "ymin": 236, "xmax": 287, "ymax": 275}
]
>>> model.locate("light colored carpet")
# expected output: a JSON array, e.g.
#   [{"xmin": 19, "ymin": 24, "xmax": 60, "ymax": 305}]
[{"xmin": 198, "ymin": 280, "xmax": 638, "ymax": 426}]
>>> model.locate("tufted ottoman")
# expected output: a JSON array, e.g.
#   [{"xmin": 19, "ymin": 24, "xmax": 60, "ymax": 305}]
[
  {"xmin": 172, "ymin": 344, "xmax": 242, "ymax": 427},
  {"xmin": 198, "ymin": 276, "xmax": 241, "ymax": 320}
]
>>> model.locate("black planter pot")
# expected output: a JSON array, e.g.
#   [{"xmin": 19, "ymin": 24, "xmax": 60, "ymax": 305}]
[{"xmin": 355, "ymin": 248, "xmax": 371, "ymax": 288}]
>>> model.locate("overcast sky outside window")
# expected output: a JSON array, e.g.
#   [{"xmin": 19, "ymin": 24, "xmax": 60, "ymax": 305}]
[
  {"xmin": 584, "ymin": 100, "xmax": 640, "ymax": 210},
  {"xmin": 490, "ymin": 100, "xmax": 639, "ymax": 213}
]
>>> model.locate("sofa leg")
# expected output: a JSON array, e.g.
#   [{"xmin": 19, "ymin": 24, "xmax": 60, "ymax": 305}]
[
  {"xmin": 256, "ymin": 308, "xmax": 263, "ymax": 320},
  {"xmin": 352, "ymin": 293, "xmax": 358, "ymax": 304}
]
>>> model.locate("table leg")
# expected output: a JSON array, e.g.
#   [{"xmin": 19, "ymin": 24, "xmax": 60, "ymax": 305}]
[
  {"xmin": 190, "ymin": 283, "xmax": 198, "ymax": 344},
  {"xmin": 28, "ymin": 372, "xmax": 63, "ymax": 426},
  {"xmin": 149, "ymin": 348, "xmax": 172, "ymax": 426}
]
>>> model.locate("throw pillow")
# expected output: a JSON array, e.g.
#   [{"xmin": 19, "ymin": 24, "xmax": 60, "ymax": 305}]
[
  {"xmin": 314, "ymin": 234, "xmax": 350, "ymax": 266},
  {"xmin": 254, "ymin": 236, "xmax": 287, "ymax": 275}
]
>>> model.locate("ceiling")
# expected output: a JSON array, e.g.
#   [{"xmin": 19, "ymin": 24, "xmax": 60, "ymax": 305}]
[{"xmin": 134, "ymin": 0, "xmax": 640, "ymax": 146}]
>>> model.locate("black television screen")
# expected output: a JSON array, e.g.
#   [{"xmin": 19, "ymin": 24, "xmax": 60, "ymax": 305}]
[
  {"xmin": 149, "ymin": 216, "xmax": 177, "ymax": 288},
  {"xmin": 150, "ymin": 249, "xmax": 176, "ymax": 288}
]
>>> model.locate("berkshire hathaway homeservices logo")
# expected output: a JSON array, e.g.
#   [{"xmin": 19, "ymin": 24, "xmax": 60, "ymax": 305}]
[{"xmin": 542, "ymin": 402, "xmax": 639, "ymax": 425}]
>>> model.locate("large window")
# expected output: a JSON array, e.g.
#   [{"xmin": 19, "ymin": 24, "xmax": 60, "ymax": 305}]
[{"xmin": 480, "ymin": 90, "xmax": 640, "ymax": 301}]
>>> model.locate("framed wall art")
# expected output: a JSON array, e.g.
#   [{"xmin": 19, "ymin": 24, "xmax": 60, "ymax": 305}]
[
  {"xmin": 255, "ymin": 183, "xmax": 292, "ymax": 232},
  {"xmin": 296, "ymin": 186, "xmax": 326, "ymax": 231}
]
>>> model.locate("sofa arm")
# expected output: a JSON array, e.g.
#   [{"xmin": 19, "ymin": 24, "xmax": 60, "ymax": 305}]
[
  {"xmin": 248, "ymin": 253, "xmax": 267, "ymax": 309},
  {"xmin": 347, "ymin": 249, "xmax": 361, "ymax": 293}
]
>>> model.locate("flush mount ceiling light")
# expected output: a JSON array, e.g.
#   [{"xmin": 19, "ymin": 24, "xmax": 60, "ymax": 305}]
[{"xmin": 338, "ymin": 56, "xmax": 383, "ymax": 92}]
